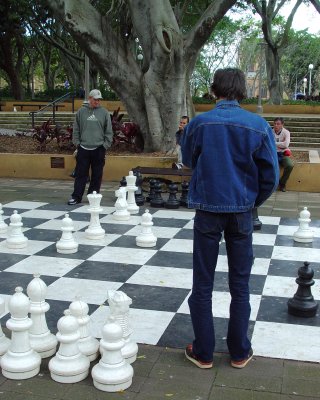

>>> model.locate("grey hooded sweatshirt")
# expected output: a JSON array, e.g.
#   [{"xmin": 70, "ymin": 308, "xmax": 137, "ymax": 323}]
[{"xmin": 72, "ymin": 103, "xmax": 113, "ymax": 150}]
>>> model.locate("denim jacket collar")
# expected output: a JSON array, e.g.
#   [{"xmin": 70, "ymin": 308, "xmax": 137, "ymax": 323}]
[{"xmin": 215, "ymin": 99, "xmax": 240, "ymax": 108}]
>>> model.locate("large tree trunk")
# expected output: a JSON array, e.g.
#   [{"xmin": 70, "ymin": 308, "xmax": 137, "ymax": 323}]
[
  {"xmin": 46, "ymin": 0, "xmax": 236, "ymax": 152},
  {"xmin": 265, "ymin": 46, "xmax": 282, "ymax": 105}
]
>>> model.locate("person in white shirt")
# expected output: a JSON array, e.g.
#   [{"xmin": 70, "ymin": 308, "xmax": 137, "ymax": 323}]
[{"xmin": 273, "ymin": 117, "xmax": 294, "ymax": 192}]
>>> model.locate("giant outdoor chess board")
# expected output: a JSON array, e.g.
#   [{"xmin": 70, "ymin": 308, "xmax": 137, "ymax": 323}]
[{"xmin": 0, "ymin": 200, "xmax": 319, "ymax": 362}]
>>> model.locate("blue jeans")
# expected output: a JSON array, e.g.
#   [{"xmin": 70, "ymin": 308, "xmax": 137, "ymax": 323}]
[{"xmin": 188, "ymin": 209, "xmax": 253, "ymax": 362}]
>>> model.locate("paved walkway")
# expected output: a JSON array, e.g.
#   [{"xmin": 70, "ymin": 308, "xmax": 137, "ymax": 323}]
[{"xmin": 0, "ymin": 178, "xmax": 320, "ymax": 400}]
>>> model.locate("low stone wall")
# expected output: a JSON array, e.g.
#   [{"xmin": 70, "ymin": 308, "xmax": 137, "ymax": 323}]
[{"xmin": 0, "ymin": 153, "xmax": 319, "ymax": 192}]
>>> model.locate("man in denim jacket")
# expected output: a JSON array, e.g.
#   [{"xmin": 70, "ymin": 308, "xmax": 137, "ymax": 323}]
[{"xmin": 181, "ymin": 68, "xmax": 279, "ymax": 370}]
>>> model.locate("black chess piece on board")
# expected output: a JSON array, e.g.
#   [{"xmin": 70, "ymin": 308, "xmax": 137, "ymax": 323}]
[
  {"xmin": 119, "ymin": 176, "xmax": 127, "ymax": 187},
  {"xmin": 287, "ymin": 261, "xmax": 319, "ymax": 318},
  {"xmin": 146, "ymin": 179, "xmax": 157, "ymax": 202},
  {"xmin": 165, "ymin": 183, "xmax": 180, "ymax": 209},
  {"xmin": 134, "ymin": 171, "xmax": 145, "ymax": 206},
  {"xmin": 180, "ymin": 181, "xmax": 189, "ymax": 207},
  {"xmin": 150, "ymin": 181, "xmax": 165, "ymax": 208}
]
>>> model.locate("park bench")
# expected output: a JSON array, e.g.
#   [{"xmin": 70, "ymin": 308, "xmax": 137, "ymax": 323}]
[
  {"xmin": 13, "ymin": 103, "xmax": 65, "ymax": 111},
  {"xmin": 132, "ymin": 166, "xmax": 192, "ymax": 180}
]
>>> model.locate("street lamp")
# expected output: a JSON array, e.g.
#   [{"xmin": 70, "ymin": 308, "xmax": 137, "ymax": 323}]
[
  {"xmin": 303, "ymin": 78, "xmax": 307, "ymax": 96},
  {"xmin": 308, "ymin": 64, "xmax": 314, "ymax": 96},
  {"xmin": 137, "ymin": 53, "xmax": 143, "ymax": 68},
  {"xmin": 256, "ymin": 41, "xmax": 265, "ymax": 114}
]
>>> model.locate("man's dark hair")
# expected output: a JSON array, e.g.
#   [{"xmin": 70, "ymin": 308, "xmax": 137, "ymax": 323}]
[
  {"xmin": 210, "ymin": 68, "xmax": 247, "ymax": 101},
  {"xmin": 274, "ymin": 117, "xmax": 284, "ymax": 124},
  {"xmin": 181, "ymin": 115, "xmax": 189, "ymax": 122}
]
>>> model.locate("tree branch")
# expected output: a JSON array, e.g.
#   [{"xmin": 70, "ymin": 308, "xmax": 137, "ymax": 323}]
[{"xmin": 310, "ymin": 0, "xmax": 320, "ymax": 13}]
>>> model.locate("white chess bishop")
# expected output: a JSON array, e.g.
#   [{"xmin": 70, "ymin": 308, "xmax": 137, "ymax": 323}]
[
  {"xmin": 113, "ymin": 186, "xmax": 130, "ymax": 221},
  {"xmin": 136, "ymin": 209, "xmax": 157, "ymax": 247},
  {"xmin": 6, "ymin": 210, "xmax": 28, "ymax": 249},
  {"xmin": 56, "ymin": 213, "xmax": 78, "ymax": 253},
  {"xmin": 0, "ymin": 296, "xmax": 10, "ymax": 359},
  {"xmin": 293, "ymin": 207, "xmax": 314, "ymax": 243},
  {"xmin": 69, "ymin": 298, "xmax": 100, "ymax": 361},
  {"xmin": 92, "ymin": 316, "xmax": 133, "ymax": 392},
  {"xmin": 0, "ymin": 287, "xmax": 41, "ymax": 380},
  {"xmin": 85, "ymin": 191, "xmax": 105, "ymax": 240},
  {"xmin": 49, "ymin": 310, "xmax": 90, "ymax": 383},
  {"xmin": 27, "ymin": 274, "xmax": 58, "ymax": 358},
  {"xmin": 107, "ymin": 290, "xmax": 138, "ymax": 363},
  {"xmin": 0, "ymin": 203, "xmax": 8, "ymax": 233},
  {"xmin": 126, "ymin": 171, "xmax": 139, "ymax": 214}
]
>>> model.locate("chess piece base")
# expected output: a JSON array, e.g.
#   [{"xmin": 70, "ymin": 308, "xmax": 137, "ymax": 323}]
[
  {"xmin": 287, "ymin": 298, "xmax": 318, "ymax": 318},
  {"xmin": 293, "ymin": 234, "xmax": 313, "ymax": 243},
  {"xmin": 6, "ymin": 238, "xmax": 28, "ymax": 249},
  {"xmin": 1, "ymin": 350, "xmax": 41, "ymax": 380},
  {"xmin": 50, "ymin": 370, "xmax": 89, "ymax": 384},
  {"xmin": 136, "ymin": 237, "xmax": 157, "ymax": 248},
  {"xmin": 56, "ymin": 243, "xmax": 78, "ymax": 254}
]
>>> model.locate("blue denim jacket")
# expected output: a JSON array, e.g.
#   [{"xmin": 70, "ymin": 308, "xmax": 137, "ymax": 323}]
[{"xmin": 180, "ymin": 100, "xmax": 279, "ymax": 212}]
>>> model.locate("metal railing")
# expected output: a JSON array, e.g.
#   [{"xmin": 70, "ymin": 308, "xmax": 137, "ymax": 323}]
[{"xmin": 29, "ymin": 91, "xmax": 75, "ymax": 128}]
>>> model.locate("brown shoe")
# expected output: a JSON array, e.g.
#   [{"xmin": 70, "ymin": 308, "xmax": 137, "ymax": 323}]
[
  {"xmin": 185, "ymin": 344, "xmax": 213, "ymax": 369},
  {"xmin": 279, "ymin": 184, "xmax": 286, "ymax": 192},
  {"xmin": 231, "ymin": 348, "xmax": 254, "ymax": 369}
]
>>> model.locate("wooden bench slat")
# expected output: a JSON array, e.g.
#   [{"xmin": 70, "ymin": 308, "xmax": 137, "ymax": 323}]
[{"xmin": 133, "ymin": 166, "xmax": 192, "ymax": 177}]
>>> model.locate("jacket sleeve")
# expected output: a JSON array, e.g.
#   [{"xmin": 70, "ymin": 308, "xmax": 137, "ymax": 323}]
[
  {"xmin": 72, "ymin": 110, "xmax": 81, "ymax": 147},
  {"xmin": 254, "ymin": 126, "xmax": 280, "ymax": 207},
  {"xmin": 103, "ymin": 111, "xmax": 114, "ymax": 150}
]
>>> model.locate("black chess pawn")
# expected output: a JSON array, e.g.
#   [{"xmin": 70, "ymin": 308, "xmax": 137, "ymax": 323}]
[
  {"xmin": 180, "ymin": 181, "xmax": 189, "ymax": 207},
  {"xmin": 146, "ymin": 179, "xmax": 157, "ymax": 202},
  {"xmin": 287, "ymin": 261, "xmax": 319, "ymax": 318},
  {"xmin": 165, "ymin": 183, "xmax": 180, "ymax": 209},
  {"xmin": 119, "ymin": 177, "xmax": 127, "ymax": 187},
  {"xmin": 252, "ymin": 207, "xmax": 262, "ymax": 231},
  {"xmin": 134, "ymin": 171, "xmax": 145, "ymax": 206},
  {"xmin": 150, "ymin": 181, "xmax": 165, "ymax": 208}
]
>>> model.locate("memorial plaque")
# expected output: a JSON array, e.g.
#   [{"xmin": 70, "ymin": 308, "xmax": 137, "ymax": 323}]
[{"xmin": 51, "ymin": 157, "xmax": 65, "ymax": 169}]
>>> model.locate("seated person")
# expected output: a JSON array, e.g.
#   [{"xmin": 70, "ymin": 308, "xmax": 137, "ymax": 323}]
[
  {"xmin": 172, "ymin": 115, "xmax": 189, "ymax": 169},
  {"xmin": 273, "ymin": 117, "xmax": 293, "ymax": 192}
]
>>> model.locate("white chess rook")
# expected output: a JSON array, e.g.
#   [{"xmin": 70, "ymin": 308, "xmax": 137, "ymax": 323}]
[
  {"xmin": 85, "ymin": 191, "xmax": 105, "ymax": 240},
  {"xmin": 0, "ymin": 296, "xmax": 10, "ymax": 359},
  {"xmin": 0, "ymin": 203, "xmax": 8, "ymax": 233},
  {"xmin": 69, "ymin": 298, "xmax": 100, "ymax": 361},
  {"xmin": 113, "ymin": 186, "xmax": 130, "ymax": 221},
  {"xmin": 136, "ymin": 209, "xmax": 157, "ymax": 247},
  {"xmin": 126, "ymin": 171, "xmax": 139, "ymax": 214},
  {"xmin": 6, "ymin": 210, "xmax": 28, "ymax": 249},
  {"xmin": 92, "ymin": 317, "xmax": 133, "ymax": 392},
  {"xmin": 49, "ymin": 310, "xmax": 90, "ymax": 383},
  {"xmin": 56, "ymin": 213, "xmax": 78, "ymax": 254},
  {"xmin": 108, "ymin": 291, "xmax": 138, "ymax": 364},
  {"xmin": 27, "ymin": 274, "xmax": 58, "ymax": 358},
  {"xmin": 293, "ymin": 207, "xmax": 314, "ymax": 243},
  {"xmin": 0, "ymin": 287, "xmax": 41, "ymax": 380}
]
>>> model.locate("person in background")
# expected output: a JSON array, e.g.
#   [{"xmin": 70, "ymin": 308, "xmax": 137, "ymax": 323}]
[
  {"xmin": 68, "ymin": 89, "xmax": 113, "ymax": 205},
  {"xmin": 273, "ymin": 117, "xmax": 294, "ymax": 192},
  {"xmin": 172, "ymin": 115, "xmax": 189, "ymax": 169},
  {"xmin": 180, "ymin": 68, "xmax": 279, "ymax": 370}
]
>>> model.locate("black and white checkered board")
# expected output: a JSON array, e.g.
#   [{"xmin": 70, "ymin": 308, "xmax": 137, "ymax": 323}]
[{"xmin": 0, "ymin": 200, "xmax": 319, "ymax": 362}]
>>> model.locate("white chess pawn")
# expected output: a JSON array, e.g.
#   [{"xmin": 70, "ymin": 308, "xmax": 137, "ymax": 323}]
[
  {"xmin": 0, "ymin": 203, "xmax": 8, "ymax": 233},
  {"xmin": 27, "ymin": 274, "xmax": 58, "ymax": 358},
  {"xmin": 49, "ymin": 310, "xmax": 90, "ymax": 383},
  {"xmin": 113, "ymin": 186, "xmax": 130, "ymax": 221},
  {"xmin": 69, "ymin": 298, "xmax": 100, "ymax": 361},
  {"xmin": 107, "ymin": 291, "xmax": 138, "ymax": 364},
  {"xmin": 126, "ymin": 171, "xmax": 139, "ymax": 214},
  {"xmin": 0, "ymin": 296, "xmax": 10, "ymax": 359},
  {"xmin": 293, "ymin": 207, "xmax": 314, "ymax": 243},
  {"xmin": 136, "ymin": 209, "xmax": 157, "ymax": 247},
  {"xmin": 92, "ymin": 316, "xmax": 133, "ymax": 392},
  {"xmin": 85, "ymin": 191, "xmax": 105, "ymax": 240},
  {"xmin": 56, "ymin": 213, "xmax": 78, "ymax": 254},
  {"xmin": 0, "ymin": 287, "xmax": 41, "ymax": 379},
  {"xmin": 6, "ymin": 210, "xmax": 28, "ymax": 249}
]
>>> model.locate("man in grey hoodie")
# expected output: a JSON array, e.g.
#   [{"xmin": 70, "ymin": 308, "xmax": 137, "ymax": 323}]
[{"xmin": 68, "ymin": 89, "xmax": 113, "ymax": 205}]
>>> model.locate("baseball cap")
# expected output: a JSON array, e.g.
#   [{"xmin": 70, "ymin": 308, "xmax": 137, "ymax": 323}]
[{"xmin": 89, "ymin": 89, "xmax": 103, "ymax": 99}]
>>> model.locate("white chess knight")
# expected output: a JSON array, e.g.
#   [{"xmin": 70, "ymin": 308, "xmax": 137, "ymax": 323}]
[
  {"xmin": 107, "ymin": 290, "xmax": 138, "ymax": 364},
  {"xmin": 293, "ymin": 207, "xmax": 314, "ymax": 243},
  {"xmin": 136, "ymin": 209, "xmax": 157, "ymax": 247},
  {"xmin": 0, "ymin": 203, "xmax": 8, "ymax": 233},
  {"xmin": 113, "ymin": 186, "xmax": 130, "ymax": 221},
  {"xmin": 69, "ymin": 297, "xmax": 100, "ymax": 361},
  {"xmin": 27, "ymin": 274, "xmax": 58, "ymax": 358},
  {"xmin": 85, "ymin": 191, "xmax": 105, "ymax": 240},
  {"xmin": 6, "ymin": 210, "xmax": 28, "ymax": 249},
  {"xmin": 0, "ymin": 287, "xmax": 41, "ymax": 380},
  {"xmin": 126, "ymin": 171, "xmax": 139, "ymax": 214},
  {"xmin": 0, "ymin": 296, "xmax": 10, "ymax": 359},
  {"xmin": 49, "ymin": 310, "xmax": 90, "ymax": 383},
  {"xmin": 56, "ymin": 213, "xmax": 78, "ymax": 254},
  {"xmin": 92, "ymin": 316, "xmax": 133, "ymax": 392}
]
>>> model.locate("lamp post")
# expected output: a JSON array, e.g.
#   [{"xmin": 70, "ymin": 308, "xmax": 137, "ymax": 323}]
[
  {"xmin": 308, "ymin": 64, "xmax": 314, "ymax": 96},
  {"xmin": 137, "ymin": 53, "xmax": 143, "ymax": 68},
  {"xmin": 256, "ymin": 41, "xmax": 265, "ymax": 114},
  {"xmin": 303, "ymin": 78, "xmax": 307, "ymax": 96},
  {"xmin": 84, "ymin": 55, "xmax": 90, "ymax": 104}
]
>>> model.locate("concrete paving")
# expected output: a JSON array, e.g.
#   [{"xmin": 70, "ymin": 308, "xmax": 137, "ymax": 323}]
[{"xmin": 0, "ymin": 178, "xmax": 319, "ymax": 400}]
